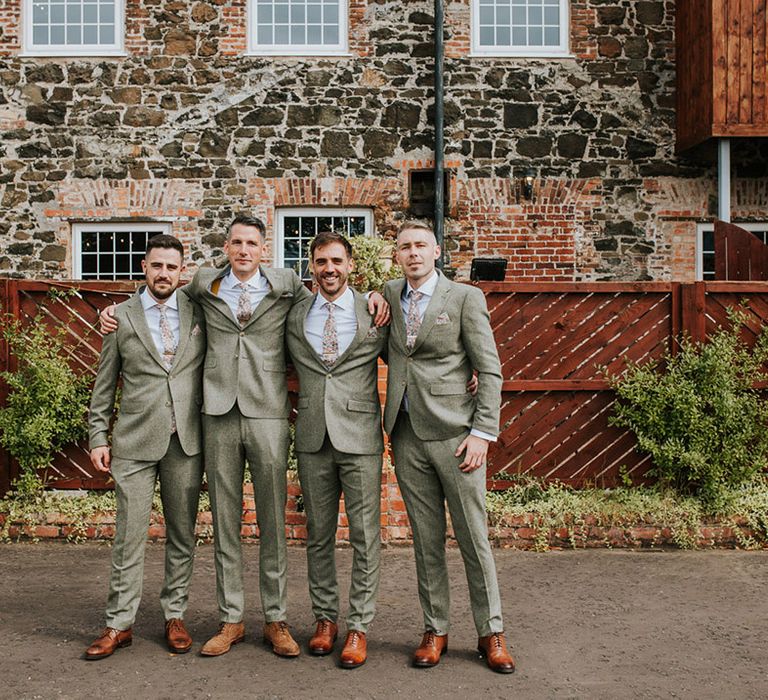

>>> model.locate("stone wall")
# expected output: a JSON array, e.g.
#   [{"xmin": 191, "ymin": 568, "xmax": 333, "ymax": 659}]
[{"xmin": 1, "ymin": 0, "xmax": 768, "ymax": 281}]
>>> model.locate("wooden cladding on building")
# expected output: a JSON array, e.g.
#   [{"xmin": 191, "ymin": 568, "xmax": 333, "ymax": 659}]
[{"xmin": 677, "ymin": 0, "xmax": 768, "ymax": 152}]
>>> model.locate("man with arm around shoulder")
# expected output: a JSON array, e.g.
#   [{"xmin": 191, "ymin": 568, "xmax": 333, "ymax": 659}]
[
  {"xmin": 85, "ymin": 234, "xmax": 206, "ymax": 659},
  {"xmin": 383, "ymin": 220, "xmax": 515, "ymax": 673}
]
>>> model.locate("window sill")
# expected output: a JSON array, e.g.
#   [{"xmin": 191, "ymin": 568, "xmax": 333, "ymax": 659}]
[
  {"xmin": 20, "ymin": 50, "xmax": 128, "ymax": 58},
  {"xmin": 245, "ymin": 51, "xmax": 352, "ymax": 58},
  {"xmin": 469, "ymin": 51, "xmax": 576, "ymax": 60}
]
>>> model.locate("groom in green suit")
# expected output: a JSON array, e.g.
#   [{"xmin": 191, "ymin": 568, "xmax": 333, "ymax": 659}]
[
  {"xmin": 286, "ymin": 232, "xmax": 388, "ymax": 669},
  {"xmin": 383, "ymin": 220, "xmax": 515, "ymax": 674},
  {"xmin": 85, "ymin": 235, "xmax": 206, "ymax": 660}
]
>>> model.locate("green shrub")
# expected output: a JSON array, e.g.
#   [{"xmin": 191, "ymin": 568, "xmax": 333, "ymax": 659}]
[
  {"xmin": 606, "ymin": 308, "xmax": 768, "ymax": 510},
  {"xmin": 349, "ymin": 235, "xmax": 400, "ymax": 293},
  {"xmin": 0, "ymin": 315, "xmax": 91, "ymax": 496}
]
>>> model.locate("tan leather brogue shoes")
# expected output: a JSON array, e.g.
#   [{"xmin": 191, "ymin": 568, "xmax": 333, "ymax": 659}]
[
  {"xmin": 263, "ymin": 621, "xmax": 300, "ymax": 657},
  {"xmin": 200, "ymin": 622, "xmax": 245, "ymax": 657},
  {"xmin": 308, "ymin": 619, "xmax": 338, "ymax": 656},
  {"xmin": 477, "ymin": 632, "xmax": 515, "ymax": 673},
  {"xmin": 412, "ymin": 631, "xmax": 448, "ymax": 668},
  {"xmin": 85, "ymin": 627, "xmax": 133, "ymax": 660}
]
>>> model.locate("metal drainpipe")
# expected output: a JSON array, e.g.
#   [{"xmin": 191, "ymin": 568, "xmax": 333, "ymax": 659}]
[
  {"xmin": 718, "ymin": 138, "xmax": 731, "ymax": 223},
  {"xmin": 434, "ymin": 0, "xmax": 445, "ymax": 268}
]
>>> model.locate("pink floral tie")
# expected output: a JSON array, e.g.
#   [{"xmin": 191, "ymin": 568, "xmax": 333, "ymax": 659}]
[
  {"xmin": 321, "ymin": 302, "xmax": 339, "ymax": 366},
  {"xmin": 406, "ymin": 290, "xmax": 423, "ymax": 349}
]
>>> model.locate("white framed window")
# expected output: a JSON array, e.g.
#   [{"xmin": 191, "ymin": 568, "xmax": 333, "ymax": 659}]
[
  {"xmin": 73, "ymin": 222, "xmax": 172, "ymax": 280},
  {"xmin": 23, "ymin": 0, "xmax": 124, "ymax": 56},
  {"xmin": 275, "ymin": 208, "xmax": 373, "ymax": 279},
  {"xmin": 472, "ymin": 0, "xmax": 570, "ymax": 57},
  {"xmin": 696, "ymin": 222, "xmax": 768, "ymax": 280},
  {"xmin": 248, "ymin": 0, "xmax": 348, "ymax": 56}
]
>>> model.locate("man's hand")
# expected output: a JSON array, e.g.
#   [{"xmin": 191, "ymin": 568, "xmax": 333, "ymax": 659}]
[
  {"xmin": 466, "ymin": 373, "xmax": 478, "ymax": 396},
  {"xmin": 99, "ymin": 304, "xmax": 118, "ymax": 334},
  {"xmin": 90, "ymin": 446, "xmax": 112, "ymax": 473},
  {"xmin": 455, "ymin": 435, "xmax": 489, "ymax": 473},
  {"xmin": 368, "ymin": 291, "xmax": 391, "ymax": 327}
]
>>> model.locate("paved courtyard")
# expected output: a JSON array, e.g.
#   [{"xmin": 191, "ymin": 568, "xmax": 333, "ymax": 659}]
[{"xmin": 1, "ymin": 543, "xmax": 766, "ymax": 699}]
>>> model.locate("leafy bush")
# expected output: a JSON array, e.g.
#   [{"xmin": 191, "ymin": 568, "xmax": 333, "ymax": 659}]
[
  {"xmin": 606, "ymin": 308, "xmax": 768, "ymax": 510},
  {"xmin": 0, "ymin": 315, "xmax": 91, "ymax": 495},
  {"xmin": 349, "ymin": 235, "xmax": 400, "ymax": 293}
]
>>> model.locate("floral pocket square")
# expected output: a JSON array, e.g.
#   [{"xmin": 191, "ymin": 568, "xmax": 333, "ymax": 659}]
[
  {"xmin": 435, "ymin": 312, "xmax": 451, "ymax": 325},
  {"xmin": 365, "ymin": 326, "xmax": 380, "ymax": 340},
  {"xmin": 191, "ymin": 323, "xmax": 202, "ymax": 336}
]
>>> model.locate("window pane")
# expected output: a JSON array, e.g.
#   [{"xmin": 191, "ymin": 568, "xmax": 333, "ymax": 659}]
[
  {"xmin": 349, "ymin": 217, "xmax": 365, "ymax": 235},
  {"xmin": 290, "ymin": 4, "xmax": 305, "ymax": 23},
  {"xmin": 33, "ymin": 25, "xmax": 49, "ymax": 44},
  {"xmin": 316, "ymin": 217, "xmax": 332, "ymax": 233},
  {"xmin": 83, "ymin": 3, "xmax": 98, "ymax": 22},
  {"xmin": 702, "ymin": 230, "xmax": 714, "ymax": 251},
  {"xmin": 544, "ymin": 6, "xmax": 559, "ymax": 24},
  {"xmin": 132, "ymin": 253, "xmax": 144, "ymax": 272},
  {"xmin": 324, "ymin": 25, "xmax": 338, "ymax": 45},
  {"xmin": 496, "ymin": 27, "xmax": 511, "ymax": 46},
  {"xmin": 99, "ymin": 24, "xmax": 114, "ymax": 44},
  {"xmin": 81, "ymin": 254, "xmax": 97, "ymax": 274},
  {"xmin": 275, "ymin": 24, "xmax": 289, "ymax": 44},
  {"xmin": 307, "ymin": 24, "xmax": 322, "ymax": 45},
  {"xmin": 257, "ymin": 25, "xmax": 272, "ymax": 44},
  {"xmin": 512, "ymin": 26, "xmax": 526, "ymax": 45},
  {"xmin": 50, "ymin": 24, "xmax": 65, "ymax": 43},
  {"xmin": 115, "ymin": 230, "xmax": 131, "ymax": 251},
  {"xmin": 67, "ymin": 25, "xmax": 82, "ymax": 44},
  {"xmin": 100, "ymin": 1, "xmax": 114, "ymax": 23},
  {"xmin": 115, "ymin": 254, "xmax": 131, "ymax": 274},
  {"xmin": 308, "ymin": 3, "xmax": 321, "ymax": 23},
  {"xmin": 302, "ymin": 218, "xmax": 317, "ymax": 237},
  {"xmin": 50, "ymin": 3, "xmax": 65, "ymax": 23},
  {"xmin": 284, "ymin": 217, "xmax": 300, "ymax": 237},
  {"xmin": 275, "ymin": 3, "xmax": 289, "ymax": 22},
  {"xmin": 512, "ymin": 7, "xmax": 526, "ymax": 25},
  {"xmin": 83, "ymin": 25, "xmax": 98, "ymax": 44},
  {"xmin": 33, "ymin": 3, "xmax": 48, "ymax": 23},
  {"xmin": 480, "ymin": 27, "xmax": 495, "ymax": 46},
  {"xmin": 325, "ymin": 3, "xmax": 338, "ymax": 23},
  {"xmin": 100, "ymin": 255, "xmax": 114, "ymax": 274},
  {"xmin": 544, "ymin": 26, "xmax": 559, "ymax": 46},
  {"xmin": 528, "ymin": 6, "xmax": 542, "ymax": 25},
  {"xmin": 496, "ymin": 6, "xmax": 510, "ymax": 25},
  {"xmin": 98, "ymin": 231, "xmax": 114, "ymax": 250},
  {"xmin": 284, "ymin": 239, "xmax": 300, "ymax": 259},
  {"xmin": 257, "ymin": 5, "xmax": 273, "ymax": 23},
  {"xmin": 66, "ymin": 3, "xmax": 81, "ymax": 23},
  {"xmin": 528, "ymin": 26, "xmax": 543, "ymax": 46},
  {"xmin": 291, "ymin": 25, "xmax": 306, "ymax": 45}
]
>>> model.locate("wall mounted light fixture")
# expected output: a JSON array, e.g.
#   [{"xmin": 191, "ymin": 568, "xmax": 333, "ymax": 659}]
[{"xmin": 522, "ymin": 168, "xmax": 536, "ymax": 201}]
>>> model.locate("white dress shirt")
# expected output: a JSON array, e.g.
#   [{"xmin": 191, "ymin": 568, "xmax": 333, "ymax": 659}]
[
  {"xmin": 304, "ymin": 287, "xmax": 358, "ymax": 358},
  {"xmin": 140, "ymin": 288, "xmax": 180, "ymax": 360},
  {"xmin": 216, "ymin": 268, "xmax": 270, "ymax": 321},
  {"xmin": 400, "ymin": 271, "xmax": 496, "ymax": 443}
]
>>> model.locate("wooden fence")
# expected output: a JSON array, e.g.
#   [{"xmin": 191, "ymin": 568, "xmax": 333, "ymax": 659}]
[{"xmin": 2, "ymin": 279, "xmax": 768, "ymax": 495}]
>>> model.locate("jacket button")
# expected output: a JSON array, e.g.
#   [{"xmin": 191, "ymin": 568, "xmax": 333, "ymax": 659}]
[
  {"xmin": 239, "ymin": 332, "xmax": 244, "ymax": 337},
  {"xmin": 327, "ymin": 374, "xmax": 332, "ymax": 379},
  {"xmin": 165, "ymin": 401, "xmax": 172, "ymax": 407}
]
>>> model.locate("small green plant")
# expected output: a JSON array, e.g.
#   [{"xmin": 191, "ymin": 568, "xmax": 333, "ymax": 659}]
[
  {"xmin": 606, "ymin": 307, "xmax": 768, "ymax": 511},
  {"xmin": 0, "ymin": 314, "xmax": 92, "ymax": 496},
  {"xmin": 349, "ymin": 235, "xmax": 400, "ymax": 293}
]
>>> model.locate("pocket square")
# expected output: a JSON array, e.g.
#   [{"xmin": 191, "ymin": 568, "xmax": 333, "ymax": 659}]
[
  {"xmin": 280, "ymin": 291, "xmax": 294, "ymax": 298},
  {"xmin": 191, "ymin": 323, "xmax": 202, "ymax": 336},
  {"xmin": 365, "ymin": 326, "xmax": 380, "ymax": 340},
  {"xmin": 435, "ymin": 312, "xmax": 451, "ymax": 325}
]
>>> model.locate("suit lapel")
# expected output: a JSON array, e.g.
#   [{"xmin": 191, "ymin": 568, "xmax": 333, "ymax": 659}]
[
  {"xmin": 332, "ymin": 291, "xmax": 370, "ymax": 367},
  {"xmin": 245, "ymin": 266, "xmax": 282, "ymax": 327},
  {"xmin": 390, "ymin": 278, "xmax": 408, "ymax": 350},
  {"xmin": 173, "ymin": 293, "xmax": 193, "ymax": 365},
  {"xmin": 206, "ymin": 266, "xmax": 239, "ymax": 326},
  {"xmin": 296, "ymin": 294, "xmax": 328, "ymax": 372},
  {"xmin": 125, "ymin": 291, "xmax": 166, "ymax": 370},
  {"xmin": 410, "ymin": 272, "xmax": 451, "ymax": 354}
]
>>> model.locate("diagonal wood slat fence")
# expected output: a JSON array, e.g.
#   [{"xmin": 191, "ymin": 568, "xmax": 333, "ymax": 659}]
[{"xmin": 2, "ymin": 279, "xmax": 768, "ymax": 496}]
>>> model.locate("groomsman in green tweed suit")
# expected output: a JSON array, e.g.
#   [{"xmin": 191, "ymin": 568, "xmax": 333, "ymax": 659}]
[
  {"xmin": 85, "ymin": 235, "xmax": 206, "ymax": 660},
  {"xmin": 286, "ymin": 232, "xmax": 388, "ymax": 669},
  {"xmin": 383, "ymin": 220, "xmax": 516, "ymax": 674},
  {"xmin": 100, "ymin": 215, "xmax": 391, "ymax": 657}
]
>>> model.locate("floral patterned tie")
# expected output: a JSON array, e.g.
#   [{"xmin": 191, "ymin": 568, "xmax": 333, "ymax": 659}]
[
  {"xmin": 321, "ymin": 302, "xmax": 339, "ymax": 366},
  {"xmin": 406, "ymin": 290, "xmax": 424, "ymax": 350},
  {"xmin": 236, "ymin": 282, "xmax": 252, "ymax": 325},
  {"xmin": 158, "ymin": 304, "xmax": 177, "ymax": 433},
  {"xmin": 158, "ymin": 304, "xmax": 176, "ymax": 370}
]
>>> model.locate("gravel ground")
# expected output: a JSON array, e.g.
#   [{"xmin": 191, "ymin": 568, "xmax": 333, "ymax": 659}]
[{"xmin": 1, "ymin": 543, "xmax": 767, "ymax": 699}]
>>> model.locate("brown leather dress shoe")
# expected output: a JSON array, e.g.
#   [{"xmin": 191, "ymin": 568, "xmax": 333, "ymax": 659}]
[
  {"xmin": 339, "ymin": 630, "xmax": 367, "ymax": 669},
  {"xmin": 477, "ymin": 632, "xmax": 515, "ymax": 673},
  {"xmin": 308, "ymin": 619, "xmax": 338, "ymax": 656},
  {"xmin": 200, "ymin": 622, "xmax": 245, "ymax": 657},
  {"xmin": 412, "ymin": 631, "xmax": 448, "ymax": 668},
  {"xmin": 263, "ymin": 621, "xmax": 300, "ymax": 657},
  {"xmin": 165, "ymin": 618, "xmax": 193, "ymax": 654},
  {"xmin": 84, "ymin": 627, "xmax": 132, "ymax": 660}
]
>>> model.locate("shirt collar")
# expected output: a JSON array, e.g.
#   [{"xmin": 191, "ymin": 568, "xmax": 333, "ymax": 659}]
[
  {"xmin": 405, "ymin": 270, "xmax": 438, "ymax": 299},
  {"xmin": 140, "ymin": 287, "xmax": 178, "ymax": 311},
  {"xmin": 223, "ymin": 267, "xmax": 262, "ymax": 290},
  {"xmin": 315, "ymin": 286, "xmax": 354, "ymax": 311}
]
